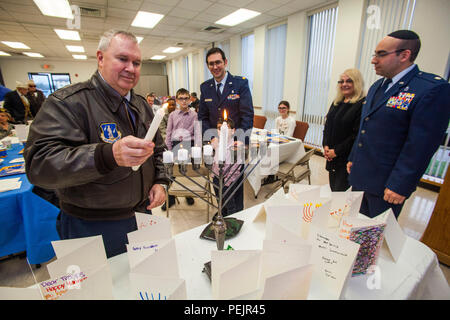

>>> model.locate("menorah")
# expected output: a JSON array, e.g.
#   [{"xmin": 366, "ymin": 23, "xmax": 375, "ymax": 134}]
[{"xmin": 162, "ymin": 139, "xmax": 269, "ymax": 251}]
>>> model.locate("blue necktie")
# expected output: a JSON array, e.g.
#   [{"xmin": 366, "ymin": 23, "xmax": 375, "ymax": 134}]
[
  {"xmin": 216, "ymin": 83, "xmax": 222, "ymax": 99},
  {"xmin": 124, "ymin": 99, "xmax": 136, "ymax": 132},
  {"xmin": 372, "ymin": 78, "xmax": 392, "ymax": 107}
]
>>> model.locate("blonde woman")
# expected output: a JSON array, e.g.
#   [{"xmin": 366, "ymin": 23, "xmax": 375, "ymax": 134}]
[{"xmin": 322, "ymin": 69, "xmax": 365, "ymax": 191}]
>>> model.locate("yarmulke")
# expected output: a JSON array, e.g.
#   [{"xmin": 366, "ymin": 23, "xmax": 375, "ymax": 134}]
[{"xmin": 388, "ymin": 30, "xmax": 419, "ymax": 40}]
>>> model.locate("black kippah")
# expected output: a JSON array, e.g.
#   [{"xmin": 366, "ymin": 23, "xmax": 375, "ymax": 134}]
[{"xmin": 388, "ymin": 30, "xmax": 419, "ymax": 40}]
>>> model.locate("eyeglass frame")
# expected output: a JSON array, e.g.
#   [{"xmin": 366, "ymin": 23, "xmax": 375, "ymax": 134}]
[
  {"xmin": 176, "ymin": 96, "xmax": 191, "ymax": 102},
  {"xmin": 372, "ymin": 48, "xmax": 407, "ymax": 59},
  {"xmin": 337, "ymin": 79, "xmax": 354, "ymax": 84}
]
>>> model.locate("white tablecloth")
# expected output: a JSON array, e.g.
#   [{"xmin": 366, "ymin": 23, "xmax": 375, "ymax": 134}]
[
  {"xmin": 246, "ymin": 131, "xmax": 306, "ymax": 196},
  {"xmin": 108, "ymin": 204, "xmax": 449, "ymax": 300}
]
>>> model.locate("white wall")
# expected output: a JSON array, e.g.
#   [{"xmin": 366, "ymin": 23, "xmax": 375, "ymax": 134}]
[
  {"xmin": 0, "ymin": 58, "xmax": 97, "ymax": 89},
  {"xmin": 252, "ymin": 25, "xmax": 266, "ymax": 112},
  {"xmin": 412, "ymin": 0, "xmax": 450, "ymax": 77}
]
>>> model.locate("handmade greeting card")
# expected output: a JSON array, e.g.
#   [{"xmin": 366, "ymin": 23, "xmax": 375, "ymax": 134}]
[
  {"xmin": 129, "ymin": 273, "xmax": 186, "ymax": 300},
  {"xmin": 253, "ymin": 188, "xmax": 298, "ymax": 223},
  {"xmin": 373, "ymin": 209, "xmax": 406, "ymax": 262},
  {"xmin": 126, "ymin": 238, "xmax": 180, "ymax": 278},
  {"xmin": 211, "ymin": 250, "xmax": 261, "ymax": 300},
  {"xmin": 127, "ymin": 214, "xmax": 172, "ymax": 244},
  {"xmin": 308, "ymin": 225, "xmax": 360, "ymax": 299},
  {"xmin": 339, "ymin": 217, "xmax": 386, "ymax": 276},
  {"xmin": 0, "ymin": 287, "xmax": 42, "ymax": 300}
]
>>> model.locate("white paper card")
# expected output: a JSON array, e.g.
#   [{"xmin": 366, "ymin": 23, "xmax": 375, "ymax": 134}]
[
  {"xmin": 135, "ymin": 212, "xmax": 172, "ymax": 237},
  {"xmin": 373, "ymin": 209, "xmax": 407, "ymax": 262},
  {"xmin": 211, "ymin": 250, "xmax": 261, "ymax": 300},
  {"xmin": 260, "ymin": 264, "xmax": 314, "ymax": 300},
  {"xmin": 308, "ymin": 225, "xmax": 360, "ymax": 299},
  {"xmin": 0, "ymin": 287, "xmax": 42, "ymax": 300}
]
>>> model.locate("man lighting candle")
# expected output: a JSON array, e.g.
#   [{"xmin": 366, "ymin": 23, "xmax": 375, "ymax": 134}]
[{"xmin": 23, "ymin": 30, "xmax": 169, "ymax": 258}]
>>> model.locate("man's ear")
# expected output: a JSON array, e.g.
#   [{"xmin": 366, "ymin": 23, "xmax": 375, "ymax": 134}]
[
  {"xmin": 97, "ymin": 50, "xmax": 104, "ymax": 67},
  {"xmin": 399, "ymin": 49, "xmax": 411, "ymax": 63}
]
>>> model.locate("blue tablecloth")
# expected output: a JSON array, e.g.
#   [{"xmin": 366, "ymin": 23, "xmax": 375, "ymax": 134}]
[{"xmin": 0, "ymin": 143, "xmax": 60, "ymax": 264}]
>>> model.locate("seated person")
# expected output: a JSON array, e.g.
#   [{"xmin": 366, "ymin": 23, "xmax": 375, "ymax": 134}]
[
  {"xmin": 159, "ymin": 98, "xmax": 176, "ymax": 142},
  {"xmin": 275, "ymin": 100, "xmax": 296, "ymax": 137},
  {"xmin": 0, "ymin": 108, "xmax": 14, "ymax": 139},
  {"xmin": 189, "ymin": 92, "xmax": 199, "ymax": 112},
  {"xmin": 212, "ymin": 118, "xmax": 244, "ymax": 217},
  {"xmin": 162, "ymin": 89, "xmax": 197, "ymax": 210}
]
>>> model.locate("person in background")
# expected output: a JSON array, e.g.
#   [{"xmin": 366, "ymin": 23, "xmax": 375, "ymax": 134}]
[
  {"xmin": 0, "ymin": 85, "xmax": 11, "ymax": 101},
  {"xmin": 146, "ymin": 92, "xmax": 159, "ymax": 114},
  {"xmin": 348, "ymin": 30, "xmax": 450, "ymax": 219},
  {"xmin": 163, "ymin": 88, "xmax": 197, "ymax": 210},
  {"xmin": 275, "ymin": 100, "xmax": 296, "ymax": 137},
  {"xmin": 150, "ymin": 92, "xmax": 161, "ymax": 105},
  {"xmin": 0, "ymin": 108, "xmax": 14, "ymax": 139},
  {"xmin": 323, "ymin": 68, "xmax": 365, "ymax": 192},
  {"xmin": 26, "ymin": 80, "xmax": 45, "ymax": 115},
  {"xmin": 3, "ymin": 81, "xmax": 32, "ymax": 124},
  {"xmin": 23, "ymin": 30, "xmax": 168, "ymax": 258},
  {"xmin": 159, "ymin": 97, "xmax": 176, "ymax": 142},
  {"xmin": 189, "ymin": 92, "xmax": 200, "ymax": 112}
]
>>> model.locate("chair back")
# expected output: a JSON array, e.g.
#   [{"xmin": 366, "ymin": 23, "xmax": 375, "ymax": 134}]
[
  {"xmin": 253, "ymin": 115, "xmax": 267, "ymax": 129},
  {"xmin": 293, "ymin": 121, "xmax": 309, "ymax": 141},
  {"xmin": 297, "ymin": 148, "xmax": 315, "ymax": 166}
]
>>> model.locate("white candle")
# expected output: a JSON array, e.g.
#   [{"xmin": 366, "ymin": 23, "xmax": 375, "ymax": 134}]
[
  {"xmin": 203, "ymin": 144, "xmax": 213, "ymax": 156},
  {"xmin": 132, "ymin": 103, "xmax": 168, "ymax": 171},
  {"xmin": 218, "ymin": 121, "xmax": 228, "ymax": 162},
  {"xmin": 178, "ymin": 147, "xmax": 188, "ymax": 162},
  {"xmin": 163, "ymin": 150, "xmax": 174, "ymax": 163},
  {"xmin": 191, "ymin": 146, "xmax": 202, "ymax": 159}
]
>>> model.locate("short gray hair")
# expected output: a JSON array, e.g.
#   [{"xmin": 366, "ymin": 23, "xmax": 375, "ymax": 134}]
[{"xmin": 97, "ymin": 30, "xmax": 137, "ymax": 51}]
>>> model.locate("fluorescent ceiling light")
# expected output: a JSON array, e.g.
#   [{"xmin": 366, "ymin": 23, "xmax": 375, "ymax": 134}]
[
  {"xmin": 72, "ymin": 54, "xmax": 87, "ymax": 60},
  {"xmin": 66, "ymin": 45, "xmax": 85, "ymax": 53},
  {"xmin": 163, "ymin": 47, "xmax": 182, "ymax": 53},
  {"xmin": 215, "ymin": 8, "xmax": 261, "ymax": 26},
  {"xmin": 23, "ymin": 52, "xmax": 44, "ymax": 58},
  {"xmin": 33, "ymin": 0, "xmax": 73, "ymax": 19},
  {"xmin": 2, "ymin": 41, "xmax": 30, "ymax": 49},
  {"xmin": 54, "ymin": 29, "xmax": 81, "ymax": 41},
  {"xmin": 0, "ymin": 51, "xmax": 11, "ymax": 56},
  {"xmin": 136, "ymin": 37, "xmax": 143, "ymax": 44},
  {"xmin": 131, "ymin": 11, "xmax": 164, "ymax": 29},
  {"xmin": 150, "ymin": 55, "xmax": 166, "ymax": 60}
]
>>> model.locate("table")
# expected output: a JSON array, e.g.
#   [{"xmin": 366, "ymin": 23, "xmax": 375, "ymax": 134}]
[
  {"xmin": 0, "ymin": 143, "xmax": 60, "ymax": 264},
  {"xmin": 108, "ymin": 204, "xmax": 450, "ymax": 300},
  {"xmin": 247, "ymin": 129, "xmax": 306, "ymax": 196}
]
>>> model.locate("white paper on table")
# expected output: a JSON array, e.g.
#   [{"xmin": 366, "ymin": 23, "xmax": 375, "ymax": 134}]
[
  {"xmin": 260, "ymin": 264, "xmax": 314, "ymax": 300},
  {"xmin": 253, "ymin": 189, "xmax": 298, "ymax": 223},
  {"xmin": 127, "ymin": 238, "xmax": 180, "ymax": 278},
  {"xmin": 134, "ymin": 212, "xmax": 172, "ymax": 236},
  {"xmin": 308, "ymin": 225, "xmax": 360, "ymax": 300},
  {"xmin": 265, "ymin": 204, "xmax": 303, "ymax": 239},
  {"xmin": 259, "ymin": 239, "xmax": 311, "ymax": 287},
  {"xmin": 129, "ymin": 273, "xmax": 186, "ymax": 300},
  {"xmin": 346, "ymin": 191, "xmax": 364, "ymax": 217},
  {"xmin": 373, "ymin": 209, "xmax": 407, "ymax": 262},
  {"xmin": 39, "ymin": 264, "xmax": 113, "ymax": 300},
  {"xmin": 266, "ymin": 220, "xmax": 308, "ymax": 245},
  {"xmin": 0, "ymin": 178, "xmax": 21, "ymax": 192},
  {"xmin": 211, "ymin": 250, "xmax": 261, "ymax": 300},
  {"xmin": 127, "ymin": 219, "xmax": 173, "ymax": 244},
  {"xmin": 0, "ymin": 136, "xmax": 20, "ymax": 144},
  {"xmin": 288, "ymin": 184, "xmax": 321, "ymax": 202},
  {"xmin": 48, "ymin": 235, "xmax": 108, "ymax": 278},
  {"xmin": 0, "ymin": 286, "xmax": 42, "ymax": 300},
  {"xmin": 9, "ymin": 157, "xmax": 25, "ymax": 163}
]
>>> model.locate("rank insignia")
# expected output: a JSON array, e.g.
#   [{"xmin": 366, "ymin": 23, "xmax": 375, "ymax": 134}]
[
  {"xmin": 227, "ymin": 94, "xmax": 240, "ymax": 100},
  {"xmin": 386, "ymin": 92, "xmax": 415, "ymax": 111},
  {"xmin": 100, "ymin": 123, "xmax": 122, "ymax": 143}
]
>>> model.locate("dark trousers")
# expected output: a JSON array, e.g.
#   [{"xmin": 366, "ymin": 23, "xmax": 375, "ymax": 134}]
[
  {"xmin": 56, "ymin": 211, "xmax": 137, "ymax": 258},
  {"xmin": 213, "ymin": 174, "xmax": 244, "ymax": 217},
  {"xmin": 359, "ymin": 192, "xmax": 404, "ymax": 219},
  {"xmin": 328, "ymin": 165, "xmax": 350, "ymax": 192}
]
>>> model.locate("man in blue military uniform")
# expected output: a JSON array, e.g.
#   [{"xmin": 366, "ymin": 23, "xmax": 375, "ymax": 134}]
[
  {"xmin": 198, "ymin": 47, "xmax": 254, "ymax": 216},
  {"xmin": 347, "ymin": 30, "xmax": 450, "ymax": 219}
]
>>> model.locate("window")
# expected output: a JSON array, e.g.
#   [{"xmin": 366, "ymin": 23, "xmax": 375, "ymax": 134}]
[
  {"xmin": 263, "ymin": 23, "xmax": 287, "ymax": 128},
  {"xmin": 357, "ymin": 0, "xmax": 416, "ymax": 90},
  {"xmin": 28, "ymin": 73, "xmax": 71, "ymax": 97},
  {"xmin": 241, "ymin": 33, "xmax": 255, "ymax": 93},
  {"xmin": 184, "ymin": 56, "xmax": 190, "ymax": 91},
  {"xmin": 302, "ymin": 6, "xmax": 338, "ymax": 148}
]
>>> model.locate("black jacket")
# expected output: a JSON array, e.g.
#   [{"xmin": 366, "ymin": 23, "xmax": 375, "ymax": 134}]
[
  {"xmin": 323, "ymin": 98, "xmax": 364, "ymax": 171},
  {"xmin": 3, "ymin": 90, "xmax": 35, "ymax": 123},
  {"xmin": 24, "ymin": 71, "xmax": 169, "ymax": 220}
]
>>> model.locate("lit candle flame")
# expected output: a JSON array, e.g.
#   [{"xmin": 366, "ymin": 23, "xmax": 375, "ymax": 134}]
[{"xmin": 223, "ymin": 109, "xmax": 227, "ymax": 121}]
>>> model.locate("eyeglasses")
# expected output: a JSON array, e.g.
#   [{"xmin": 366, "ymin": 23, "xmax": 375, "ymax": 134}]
[
  {"xmin": 372, "ymin": 49, "xmax": 406, "ymax": 58},
  {"xmin": 28, "ymin": 85, "xmax": 36, "ymax": 87},
  {"xmin": 177, "ymin": 97, "xmax": 190, "ymax": 101},
  {"xmin": 207, "ymin": 60, "xmax": 224, "ymax": 67},
  {"xmin": 337, "ymin": 79, "xmax": 353, "ymax": 84}
]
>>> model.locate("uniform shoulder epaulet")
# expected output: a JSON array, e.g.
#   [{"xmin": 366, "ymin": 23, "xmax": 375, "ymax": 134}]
[
  {"xmin": 51, "ymin": 81, "xmax": 91, "ymax": 100},
  {"xmin": 416, "ymin": 71, "xmax": 447, "ymax": 84}
]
